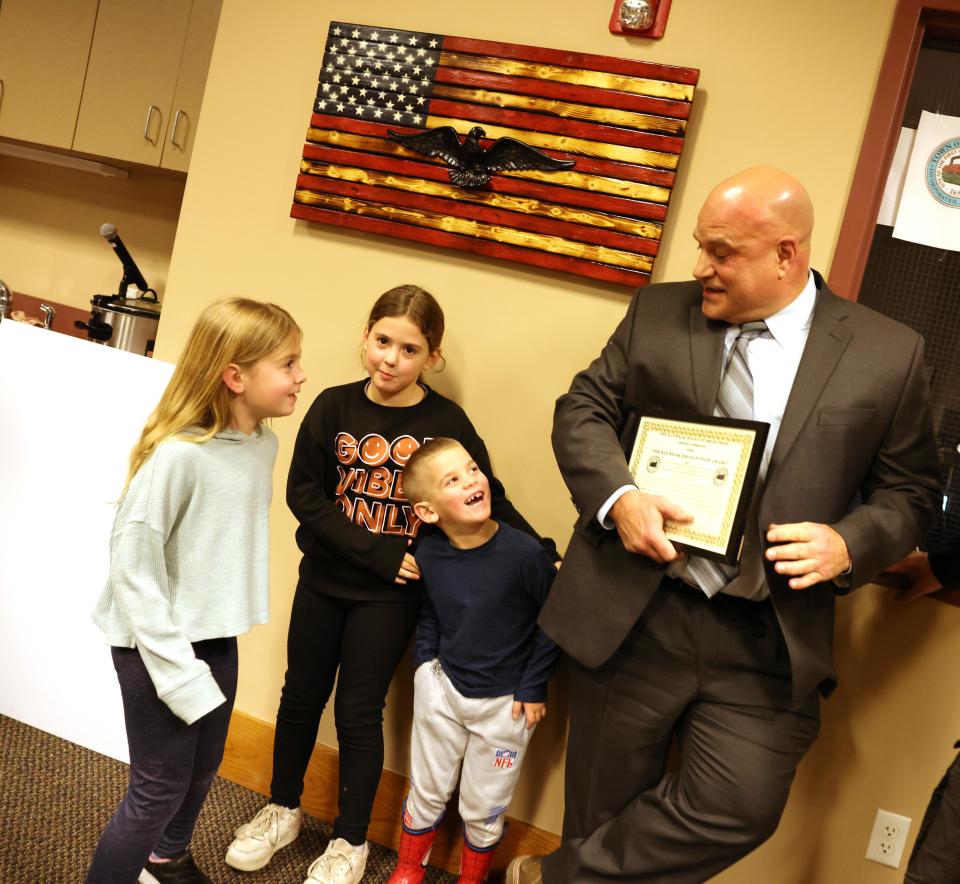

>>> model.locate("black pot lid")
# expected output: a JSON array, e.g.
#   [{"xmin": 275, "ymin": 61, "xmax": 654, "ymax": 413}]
[{"xmin": 99, "ymin": 298, "xmax": 161, "ymax": 319}]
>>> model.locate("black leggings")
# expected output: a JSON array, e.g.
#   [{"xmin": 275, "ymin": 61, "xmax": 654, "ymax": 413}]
[
  {"xmin": 86, "ymin": 638, "xmax": 237, "ymax": 883},
  {"xmin": 270, "ymin": 584, "xmax": 420, "ymax": 844}
]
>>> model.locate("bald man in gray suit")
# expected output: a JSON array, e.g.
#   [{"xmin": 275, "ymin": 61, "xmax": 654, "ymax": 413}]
[{"xmin": 508, "ymin": 168, "xmax": 942, "ymax": 883}]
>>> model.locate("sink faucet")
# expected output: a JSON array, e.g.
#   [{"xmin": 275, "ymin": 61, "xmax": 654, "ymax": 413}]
[
  {"xmin": 0, "ymin": 279, "xmax": 11, "ymax": 321},
  {"xmin": 40, "ymin": 303, "xmax": 56, "ymax": 330}
]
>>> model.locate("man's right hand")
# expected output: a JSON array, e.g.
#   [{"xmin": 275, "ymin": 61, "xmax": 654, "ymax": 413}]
[{"xmin": 609, "ymin": 489, "xmax": 692, "ymax": 563}]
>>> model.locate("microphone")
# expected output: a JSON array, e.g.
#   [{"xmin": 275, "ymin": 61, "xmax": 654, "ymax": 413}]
[{"xmin": 100, "ymin": 223, "xmax": 150, "ymax": 295}]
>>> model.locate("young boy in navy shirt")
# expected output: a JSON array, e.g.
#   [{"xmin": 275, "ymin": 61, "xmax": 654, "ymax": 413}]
[{"xmin": 387, "ymin": 438, "xmax": 559, "ymax": 884}]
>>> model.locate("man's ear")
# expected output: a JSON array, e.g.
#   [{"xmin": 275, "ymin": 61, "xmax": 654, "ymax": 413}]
[
  {"xmin": 413, "ymin": 500, "xmax": 439, "ymax": 524},
  {"xmin": 222, "ymin": 363, "xmax": 245, "ymax": 395},
  {"xmin": 776, "ymin": 237, "xmax": 798, "ymax": 277}
]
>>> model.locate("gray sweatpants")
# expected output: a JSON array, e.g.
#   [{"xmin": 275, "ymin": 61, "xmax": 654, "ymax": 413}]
[{"xmin": 404, "ymin": 660, "xmax": 534, "ymax": 848}]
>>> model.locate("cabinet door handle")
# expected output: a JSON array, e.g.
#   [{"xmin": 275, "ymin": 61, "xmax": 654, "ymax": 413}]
[
  {"xmin": 143, "ymin": 104, "xmax": 160, "ymax": 145},
  {"xmin": 170, "ymin": 109, "xmax": 188, "ymax": 149},
  {"xmin": 0, "ymin": 80, "xmax": 5, "ymax": 114}
]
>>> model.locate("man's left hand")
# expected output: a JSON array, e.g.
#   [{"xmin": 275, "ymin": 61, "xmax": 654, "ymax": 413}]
[{"xmin": 765, "ymin": 522, "xmax": 851, "ymax": 590}]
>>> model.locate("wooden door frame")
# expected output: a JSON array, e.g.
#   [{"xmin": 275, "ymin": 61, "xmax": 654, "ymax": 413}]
[{"xmin": 829, "ymin": 0, "xmax": 960, "ymax": 300}]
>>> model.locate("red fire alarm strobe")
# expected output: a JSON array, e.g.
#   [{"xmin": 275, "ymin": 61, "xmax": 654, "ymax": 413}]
[{"xmin": 610, "ymin": 0, "xmax": 672, "ymax": 38}]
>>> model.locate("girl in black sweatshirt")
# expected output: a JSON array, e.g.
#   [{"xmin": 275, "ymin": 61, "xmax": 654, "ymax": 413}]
[{"xmin": 225, "ymin": 285, "xmax": 555, "ymax": 884}]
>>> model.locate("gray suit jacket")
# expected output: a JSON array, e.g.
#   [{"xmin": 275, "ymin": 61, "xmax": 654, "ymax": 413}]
[{"xmin": 542, "ymin": 273, "xmax": 942, "ymax": 705}]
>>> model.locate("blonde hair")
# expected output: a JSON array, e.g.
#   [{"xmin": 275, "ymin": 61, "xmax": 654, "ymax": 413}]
[
  {"xmin": 402, "ymin": 437, "xmax": 463, "ymax": 506},
  {"xmin": 123, "ymin": 298, "xmax": 301, "ymax": 494}
]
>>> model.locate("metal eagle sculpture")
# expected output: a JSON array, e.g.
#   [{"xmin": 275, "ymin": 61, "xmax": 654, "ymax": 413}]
[{"xmin": 387, "ymin": 125, "xmax": 575, "ymax": 189}]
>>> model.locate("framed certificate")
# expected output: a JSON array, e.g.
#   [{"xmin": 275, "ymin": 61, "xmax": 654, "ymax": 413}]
[{"xmin": 621, "ymin": 413, "xmax": 769, "ymax": 564}]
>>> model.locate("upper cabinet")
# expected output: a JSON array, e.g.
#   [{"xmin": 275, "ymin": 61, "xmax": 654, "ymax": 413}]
[
  {"xmin": 0, "ymin": 0, "xmax": 100, "ymax": 148},
  {"xmin": 0, "ymin": 0, "xmax": 220, "ymax": 170},
  {"xmin": 160, "ymin": 0, "xmax": 221, "ymax": 172}
]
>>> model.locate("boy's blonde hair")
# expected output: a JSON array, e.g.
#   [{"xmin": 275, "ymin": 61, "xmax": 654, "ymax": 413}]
[
  {"xmin": 123, "ymin": 298, "xmax": 301, "ymax": 494},
  {"xmin": 403, "ymin": 437, "xmax": 464, "ymax": 507}
]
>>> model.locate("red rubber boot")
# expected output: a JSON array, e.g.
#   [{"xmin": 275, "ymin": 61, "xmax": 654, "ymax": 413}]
[
  {"xmin": 457, "ymin": 838, "xmax": 496, "ymax": 884},
  {"xmin": 387, "ymin": 828, "xmax": 437, "ymax": 884}
]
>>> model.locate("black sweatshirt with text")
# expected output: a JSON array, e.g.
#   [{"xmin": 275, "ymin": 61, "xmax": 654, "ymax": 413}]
[{"xmin": 287, "ymin": 380, "xmax": 556, "ymax": 603}]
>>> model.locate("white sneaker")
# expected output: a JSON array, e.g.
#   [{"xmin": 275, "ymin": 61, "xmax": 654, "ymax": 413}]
[
  {"xmin": 303, "ymin": 838, "xmax": 369, "ymax": 884},
  {"xmin": 225, "ymin": 802, "xmax": 302, "ymax": 871}
]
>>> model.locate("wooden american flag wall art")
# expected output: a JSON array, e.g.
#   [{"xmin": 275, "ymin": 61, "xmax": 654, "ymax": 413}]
[{"xmin": 290, "ymin": 21, "xmax": 699, "ymax": 288}]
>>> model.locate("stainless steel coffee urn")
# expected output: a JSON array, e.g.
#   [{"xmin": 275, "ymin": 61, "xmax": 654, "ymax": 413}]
[{"xmin": 75, "ymin": 223, "xmax": 161, "ymax": 357}]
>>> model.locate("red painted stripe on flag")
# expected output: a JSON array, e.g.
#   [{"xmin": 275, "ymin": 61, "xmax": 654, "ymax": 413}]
[
  {"xmin": 428, "ymin": 99, "xmax": 685, "ymax": 153},
  {"xmin": 309, "ymin": 114, "xmax": 677, "ymax": 187},
  {"xmin": 441, "ymin": 35, "xmax": 699, "ymax": 85},
  {"xmin": 290, "ymin": 202, "xmax": 650, "ymax": 286},
  {"xmin": 301, "ymin": 142, "xmax": 669, "ymax": 221},
  {"xmin": 295, "ymin": 173, "xmax": 660, "ymax": 256},
  {"xmin": 433, "ymin": 67, "xmax": 692, "ymax": 120}
]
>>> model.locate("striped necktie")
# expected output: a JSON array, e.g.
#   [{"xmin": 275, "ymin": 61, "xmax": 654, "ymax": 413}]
[{"xmin": 685, "ymin": 320, "xmax": 769, "ymax": 597}]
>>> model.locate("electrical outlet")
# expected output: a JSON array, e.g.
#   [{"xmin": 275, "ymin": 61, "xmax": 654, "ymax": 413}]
[{"xmin": 865, "ymin": 809, "xmax": 911, "ymax": 868}]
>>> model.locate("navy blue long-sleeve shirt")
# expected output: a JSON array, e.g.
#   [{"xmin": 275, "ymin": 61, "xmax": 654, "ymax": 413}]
[
  {"xmin": 287, "ymin": 381, "xmax": 557, "ymax": 602},
  {"xmin": 412, "ymin": 522, "xmax": 560, "ymax": 703}
]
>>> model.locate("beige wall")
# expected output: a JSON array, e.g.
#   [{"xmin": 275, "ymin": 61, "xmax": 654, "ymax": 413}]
[
  {"xmin": 146, "ymin": 0, "xmax": 960, "ymax": 880},
  {"xmin": 0, "ymin": 155, "xmax": 184, "ymax": 311}
]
